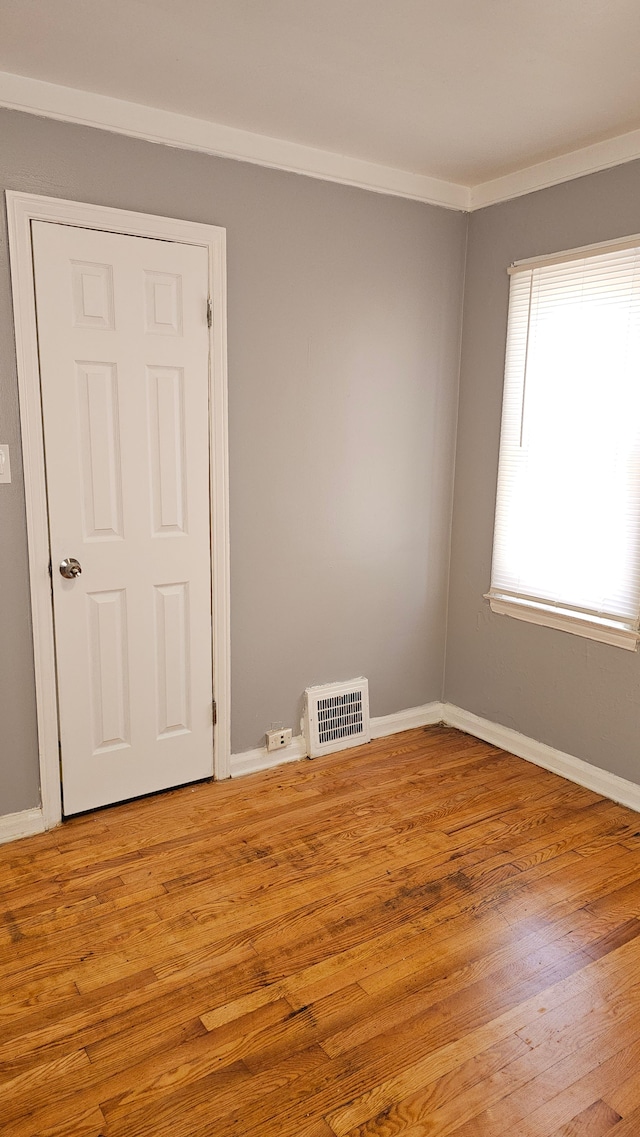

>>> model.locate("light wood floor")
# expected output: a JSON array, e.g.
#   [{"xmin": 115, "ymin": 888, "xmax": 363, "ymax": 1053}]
[{"xmin": 3, "ymin": 726, "xmax": 640, "ymax": 1137}]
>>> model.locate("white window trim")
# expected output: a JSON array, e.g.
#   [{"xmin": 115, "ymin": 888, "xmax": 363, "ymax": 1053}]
[
  {"xmin": 6, "ymin": 191, "xmax": 232, "ymax": 829},
  {"xmin": 486, "ymin": 592, "xmax": 639, "ymax": 650},
  {"xmin": 508, "ymin": 232, "xmax": 640, "ymax": 274},
  {"xmin": 490, "ymin": 233, "xmax": 640, "ymax": 653}
]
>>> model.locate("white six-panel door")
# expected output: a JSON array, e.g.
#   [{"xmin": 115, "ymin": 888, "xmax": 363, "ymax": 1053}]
[{"xmin": 32, "ymin": 221, "xmax": 213, "ymax": 814}]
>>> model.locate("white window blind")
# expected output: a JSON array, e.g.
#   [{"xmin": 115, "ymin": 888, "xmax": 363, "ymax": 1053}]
[{"xmin": 488, "ymin": 241, "xmax": 640, "ymax": 650}]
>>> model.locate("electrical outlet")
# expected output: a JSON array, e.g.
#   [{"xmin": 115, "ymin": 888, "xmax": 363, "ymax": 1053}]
[{"xmin": 266, "ymin": 727, "xmax": 293, "ymax": 752}]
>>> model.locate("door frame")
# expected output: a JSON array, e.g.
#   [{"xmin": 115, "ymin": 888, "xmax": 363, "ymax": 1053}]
[{"xmin": 6, "ymin": 191, "xmax": 231, "ymax": 828}]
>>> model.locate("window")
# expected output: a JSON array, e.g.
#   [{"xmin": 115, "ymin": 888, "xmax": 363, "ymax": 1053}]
[{"xmin": 488, "ymin": 237, "xmax": 640, "ymax": 650}]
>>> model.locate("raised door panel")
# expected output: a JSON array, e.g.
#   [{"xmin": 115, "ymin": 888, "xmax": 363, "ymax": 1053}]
[
  {"xmin": 155, "ymin": 582, "xmax": 190, "ymax": 737},
  {"xmin": 76, "ymin": 362, "xmax": 124, "ymax": 541},
  {"xmin": 144, "ymin": 270, "xmax": 182, "ymax": 336},
  {"xmin": 71, "ymin": 261, "xmax": 115, "ymax": 329},
  {"xmin": 87, "ymin": 589, "xmax": 130, "ymax": 753},
  {"xmin": 147, "ymin": 366, "xmax": 187, "ymax": 535}
]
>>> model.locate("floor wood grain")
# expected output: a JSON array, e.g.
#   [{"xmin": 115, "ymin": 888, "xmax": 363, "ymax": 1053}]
[{"xmin": 2, "ymin": 725, "xmax": 640, "ymax": 1136}]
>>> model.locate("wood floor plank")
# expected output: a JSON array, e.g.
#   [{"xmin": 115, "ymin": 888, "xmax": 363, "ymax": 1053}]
[
  {"xmin": 548, "ymin": 1100, "xmax": 622, "ymax": 1137},
  {"xmin": 2, "ymin": 726, "xmax": 640, "ymax": 1136},
  {"xmin": 459, "ymin": 1027, "xmax": 640, "ymax": 1137},
  {"xmin": 103, "ymin": 1047, "xmax": 331, "ymax": 1137},
  {"xmin": 596, "ymin": 1103, "xmax": 640, "ymax": 1136},
  {"xmin": 601, "ymin": 1056, "xmax": 640, "ymax": 1116}
]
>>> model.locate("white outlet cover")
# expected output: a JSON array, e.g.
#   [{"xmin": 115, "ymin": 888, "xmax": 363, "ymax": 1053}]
[
  {"xmin": 266, "ymin": 727, "xmax": 292, "ymax": 751},
  {"xmin": 0, "ymin": 444, "xmax": 11, "ymax": 484}
]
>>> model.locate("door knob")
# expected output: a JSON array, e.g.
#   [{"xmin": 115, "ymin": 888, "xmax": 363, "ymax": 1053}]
[{"xmin": 59, "ymin": 557, "xmax": 82, "ymax": 579}]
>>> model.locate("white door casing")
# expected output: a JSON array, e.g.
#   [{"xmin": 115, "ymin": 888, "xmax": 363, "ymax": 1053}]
[{"xmin": 7, "ymin": 193, "xmax": 230, "ymax": 825}]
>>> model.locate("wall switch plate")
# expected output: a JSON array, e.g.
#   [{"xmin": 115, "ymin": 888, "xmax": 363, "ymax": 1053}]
[
  {"xmin": 266, "ymin": 727, "xmax": 293, "ymax": 751},
  {"xmin": 0, "ymin": 445, "xmax": 11, "ymax": 484}
]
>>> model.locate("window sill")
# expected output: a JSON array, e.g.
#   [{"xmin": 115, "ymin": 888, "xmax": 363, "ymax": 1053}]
[{"xmin": 485, "ymin": 592, "xmax": 639, "ymax": 651}]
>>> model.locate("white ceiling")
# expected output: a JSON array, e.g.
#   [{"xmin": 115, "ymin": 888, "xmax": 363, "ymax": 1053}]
[{"xmin": 2, "ymin": 0, "xmax": 640, "ymax": 204}]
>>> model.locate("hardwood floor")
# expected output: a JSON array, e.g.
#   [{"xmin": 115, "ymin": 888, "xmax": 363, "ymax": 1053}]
[{"xmin": 2, "ymin": 725, "xmax": 640, "ymax": 1136}]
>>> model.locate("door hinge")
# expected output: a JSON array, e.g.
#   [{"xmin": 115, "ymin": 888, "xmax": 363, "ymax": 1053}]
[
  {"xmin": 207, "ymin": 297, "xmax": 212, "ymax": 328},
  {"xmin": 212, "ymin": 698, "xmax": 217, "ymax": 726}
]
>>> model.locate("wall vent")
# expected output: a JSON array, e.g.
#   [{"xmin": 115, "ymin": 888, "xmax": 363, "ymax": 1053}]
[{"xmin": 304, "ymin": 678, "xmax": 371, "ymax": 759}]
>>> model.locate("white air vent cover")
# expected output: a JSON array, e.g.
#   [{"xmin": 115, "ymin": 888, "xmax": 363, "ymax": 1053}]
[{"xmin": 304, "ymin": 678, "xmax": 370, "ymax": 759}]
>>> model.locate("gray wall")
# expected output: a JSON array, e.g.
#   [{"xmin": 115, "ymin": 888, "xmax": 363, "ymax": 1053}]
[
  {"xmin": 0, "ymin": 108, "xmax": 467, "ymax": 816},
  {"xmin": 445, "ymin": 159, "xmax": 640, "ymax": 784}
]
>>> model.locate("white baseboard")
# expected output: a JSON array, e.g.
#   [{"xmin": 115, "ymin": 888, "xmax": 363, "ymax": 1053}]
[
  {"xmin": 370, "ymin": 701, "xmax": 444, "ymax": 739},
  {"xmin": 4, "ymin": 703, "xmax": 638, "ymax": 836},
  {"xmin": 441, "ymin": 703, "xmax": 640, "ymax": 814},
  {"xmin": 0, "ymin": 806, "xmax": 45, "ymax": 846},
  {"xmin": 230, "ymin": 700, "xmax": 444, "ymax": 779},
  {"xmin": 230, "ymin": 734, "xmax": 309, "ymax": 778}
]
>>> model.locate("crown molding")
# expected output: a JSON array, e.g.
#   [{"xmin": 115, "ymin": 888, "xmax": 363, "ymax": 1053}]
[
  {"xmin": 469, "ymin": 126, "xmax": 640, "ymax": 210},
  {"xmin": 4, "ymin": 71, "xmax": 640, "ymax": 214},
  {"xmin": 0, "ymin": 71, "xmax": 470, "ymax": 212}
]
